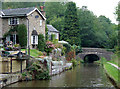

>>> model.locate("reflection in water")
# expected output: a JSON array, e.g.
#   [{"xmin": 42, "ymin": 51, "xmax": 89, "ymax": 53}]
[{"xmin": 8, "ymin": 63, "xmax": 115, "ymax": 88}]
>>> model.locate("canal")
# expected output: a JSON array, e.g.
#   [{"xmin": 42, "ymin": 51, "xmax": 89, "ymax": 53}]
[{"xmin": 7, "ymin": 63, "xmax": 115, "ymax": 88}]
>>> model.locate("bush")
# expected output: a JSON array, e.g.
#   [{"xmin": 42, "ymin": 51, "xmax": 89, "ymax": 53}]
[
  {"xmin": 61, "ymin": 47, "xmax": 66, "ymax": 56},
  {"xmin": 76, "ymin": 46, "xmax": 82, "ymax": 55},
  {"xmin": 71, "ymin": 59, "xmax": 77, "ymax": 67},
  {"xmin": 38, "ymin": 34, "xmax": 45, "ymax": 51},
  {"xmin": 14, "ymin": 44, "xmax": 19, "ymax": 47},
  {"xmin": 38, "ymin": 51, "xmax": 43, "ymax": 56},
  {"xmin": 45, "ymin": 25, "xmax": 49, "ymax": 41},
  {"xmin": 45, "ymin": 41, "xmax": 55, "ymax": 55},
  {"xmin": 18, "ymin": 24, "xmax": 27, "ymax": 47},
  {"xmin": 66, "ymin": 50, "xmax": 76, "ymax": 61},
  {"xmin": 63, "ymin": 43, "xmax": 71, "ymax": 53},
  {"xmin": 51, "ymin": 34, "xmax": 56, "ymax": 41}
]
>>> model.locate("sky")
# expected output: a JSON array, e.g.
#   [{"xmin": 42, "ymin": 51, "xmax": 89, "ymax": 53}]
[{"xmin": 71, "ymin": 0, "xmax": 119, "ymax": 24}]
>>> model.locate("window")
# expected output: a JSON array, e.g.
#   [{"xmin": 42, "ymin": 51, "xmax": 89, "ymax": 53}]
[
  {"xmin": 33, "ymin": 36, "xmax": 35, "ymax": 44},
  {"xmin": 40, "ymin": 20, "xmax": 42, "ymax": 26},
  {"xmin": 31, "ymin": 35, "xmax": 38, "ymax": 45},
  {"xmin": 8, "ymin": 18, "xmax": 19, "ymax": 25}
]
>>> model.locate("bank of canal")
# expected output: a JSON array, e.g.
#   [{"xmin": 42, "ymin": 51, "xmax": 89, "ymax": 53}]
[{"xmin": 6, "ymin": 63, "xmax": 115, "ymax": 88}]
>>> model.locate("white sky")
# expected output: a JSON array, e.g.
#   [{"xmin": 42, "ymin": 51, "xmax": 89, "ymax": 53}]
[{"xmin": 71, "ymin": 0, "xmax": 119, "ymax": 24}]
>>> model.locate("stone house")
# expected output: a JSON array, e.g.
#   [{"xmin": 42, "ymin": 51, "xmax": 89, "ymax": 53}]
[
  {"xmin": 0, "ymin": 7, "xmax": 46, "ymax": 48},
  {"xmin": 47, "ymin": 24, "xmax": 59, "ymax": 40}
]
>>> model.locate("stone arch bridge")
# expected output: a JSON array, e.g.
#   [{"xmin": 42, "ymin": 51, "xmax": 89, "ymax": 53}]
[{"xmin": 77, "ymin": 48, "xmax": 114, "ymax": 61}]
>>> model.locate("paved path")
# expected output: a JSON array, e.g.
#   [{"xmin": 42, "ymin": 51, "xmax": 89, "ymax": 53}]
[{"xmin": 107, "ymin": 62, "xmax": 120, "ymax": 70}]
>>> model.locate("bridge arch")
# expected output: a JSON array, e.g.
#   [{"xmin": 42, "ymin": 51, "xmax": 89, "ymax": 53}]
[
  {"xmin": 84, "ymin": 54, "xmax": 100, "ymax": 63},
  {"xmin": 77, "ymin": 48, "xmax": 113, "ymax": 62}
]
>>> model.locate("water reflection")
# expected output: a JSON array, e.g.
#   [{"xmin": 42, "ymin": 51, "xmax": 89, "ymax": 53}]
[{"xmin": 8, "ymin": 63, "xmax": 115, "ymax": 88}]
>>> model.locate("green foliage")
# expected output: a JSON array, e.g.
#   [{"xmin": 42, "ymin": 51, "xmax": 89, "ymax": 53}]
[
  {"xmin": 17, "ymin": 24, "xmax": 27, "ymax": 47},
  {"xmin": 45, "ymin": 41, "xmax": 55, "ymax": 55},
  {"xmin": 76, "ymin": 46, "xmax": 82, "ymax": 55},
  {"xmin": 13, "ymin": 44, "xmax": 19, "ymax": 47},
  {"xmin": 78, "ymin": 8, "xmax": 117, "ymax": 48},
  {"xmin": 45, "ymin": 25, "xmax": 49, "ymax": 41},
  {"xmin": 71, "ymin": 59, "xmax": 77, "ymax": 67},
  {"xmin": 27, "ymin": 60, "xmax": 50, "ymax": 80},
  {"xmin": 38, "ymin": 34, "xmax": 45, "ymax": 52},
  {"xmin": 38, "ymin": 51, "xmax": 43, "ymax": 56},
  {"xmin": 63, "ymin": 2, "xmax": 80, "ymax": 45},
  {"xmin": 3, "ymin": 26, "xmax": 18, "ymax": 38},
  {"xmin": 51, "ymin": 34, "xmax": 56, "ymax": 41},
  {"xmin": 61, "ymin": 47, "xmax": 66, "ymax": 56},
  {"xmin": 63, "ymin": 43, "xmax": 71, "ymax": 53}
]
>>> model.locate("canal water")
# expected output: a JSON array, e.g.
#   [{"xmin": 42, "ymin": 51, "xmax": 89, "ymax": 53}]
[{"xmin": 7, "ymin": 63, "xmax": 115, "ymax": 88}]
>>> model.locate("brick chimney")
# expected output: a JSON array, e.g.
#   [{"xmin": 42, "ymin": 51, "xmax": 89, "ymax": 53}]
[{"xmin": 40, "ymin": 6, "xmax": 45, "ymax": 17}]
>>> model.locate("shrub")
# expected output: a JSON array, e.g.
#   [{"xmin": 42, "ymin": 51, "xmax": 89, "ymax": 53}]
[
  {"xmin": 38, "ymin": 34, "xmax": 45, "ymax": 51},
  {"xmin": 66, "ymin": 50, "xmax": 76, "ymax": 61},
  {"xmin": 45, "ymin": 25, "xmax": 49, "ymax": 41},
  {"xmin": 18, "ymin": 24, "xmax": 27, "ymax": 47},
  {"xmin": 61, "ymin": 47, "xmax": 66, "ymax": 56},
  {"xmin": 45, "ymin": 41, "xmax": 55, "ymax": 55},
  {"xmin": 63, "ymin": 43, "xmax": 71, "ymax": 53},
  {"xmin": 71, "ymin": 59, "xmax": 77, "ymax": 67},
  {"xmin": 14, "ymin": 44, "xmax": 19, "ymax": 47},
  {"xmin": 76, "ymin": 46, "xmax": 82, "ymax": 55},
  {"xmin": 38, "ymin": 51, "xmax": 43, "ymax": 56},
  {"xmin": 54, "ymin": 43, "xmax": 63, "ymax": 49},
  {"xmin": 51, "ymin": 34, "xmax": 56, "ymax": 41}
]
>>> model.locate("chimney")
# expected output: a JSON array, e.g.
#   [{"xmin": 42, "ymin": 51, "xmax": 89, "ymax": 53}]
[
  {"xmin": 40, "ymin": 6, "xmax": 45, "ymax": 17},
  {"xmin": 82, "ymin": 6, "xmax": 87, "ymax": 11}
]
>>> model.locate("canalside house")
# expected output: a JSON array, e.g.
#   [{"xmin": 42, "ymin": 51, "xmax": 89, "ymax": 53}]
[
  {"xmin": 47, "ymin": 24, "xmax": 59, "ymax": 40},
  {"xmin": 0, "ymin": 7, "xmax": 46, "ymax": 48}
]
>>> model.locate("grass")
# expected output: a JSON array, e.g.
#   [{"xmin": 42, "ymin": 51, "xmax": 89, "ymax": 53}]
[
  {"xmin": 21, "ymin": 49, "xmax": 40, "ymax": 57},
  {"xmin": 104, "ymin": 63, "xmax": 120, "ymax": 83}
]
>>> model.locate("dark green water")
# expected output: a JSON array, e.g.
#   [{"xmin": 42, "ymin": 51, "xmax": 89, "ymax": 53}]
[{"xmin": 8, "ymin": 63, "xmax": 115, "ymax": 88}]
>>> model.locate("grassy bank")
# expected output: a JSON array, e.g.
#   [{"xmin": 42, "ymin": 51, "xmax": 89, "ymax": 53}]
[
  {"xmin": 104, "ymin": 63, "xmax": 119, "ymax": 83},
  {"xmin": 21, "ymin": 49, "xmax": 40, "ymax": 57},
  {"xmin": 100, "ymin": 57, "xmax": 120, "ymax": 88}
]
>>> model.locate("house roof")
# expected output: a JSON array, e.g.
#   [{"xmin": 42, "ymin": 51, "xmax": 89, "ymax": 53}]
[
  {"xmin": 2, "ymin": 7, "xmax": 46, "ymax": 20},
  {"xmin": 47, "ymin": 25, "xmax": 59, "ymax": 33},
  {"xmin": 31, "ymin": 30, "xmax": 38, "ymax": 35}
]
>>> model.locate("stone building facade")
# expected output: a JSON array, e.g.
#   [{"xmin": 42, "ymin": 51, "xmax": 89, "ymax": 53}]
[{"xmin": 0, "ymin": 7, "xmax": 46, "ymax": 48}]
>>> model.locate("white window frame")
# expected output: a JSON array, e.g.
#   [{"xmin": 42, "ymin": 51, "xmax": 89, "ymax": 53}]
[
  {"xmin": 31, "ymin": 35, "xmax": 38, "ymax": 45},
  {"xmin": 8, "ymin": 18, "xmax": 19, "ymax": 25},
  {"xmin": 40, "ymin": 20, "xmax": 42, "ymax": 26}
]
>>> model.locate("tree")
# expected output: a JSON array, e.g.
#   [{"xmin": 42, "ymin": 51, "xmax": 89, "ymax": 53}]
[
  {"xmin": 38, "ymin": 34, "xmax": 45, "ymax": 51},
  {"xmin": 117, "ymin": 2, "xmax": 120, "ymax": 50},
  {"xmin": 63, "ymin": 2, "xmax": 80, "ymax": 46},
  {"xmin": 78, "ymin": 9, "xmax": 98, "ymax": 47},
  {"xmin": 17, "ymin": 24, "xmax": 27, "ymax": 47}
]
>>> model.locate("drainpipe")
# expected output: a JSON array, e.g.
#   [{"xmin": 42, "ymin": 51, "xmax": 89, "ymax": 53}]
[{"xmin": 26, "ymin": 17, "xmax": 30, "ymax": 67}]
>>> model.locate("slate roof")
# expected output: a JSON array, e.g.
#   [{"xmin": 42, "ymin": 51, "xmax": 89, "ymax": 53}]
[
  {"xmin": 2, "ymin": 7, "xmax": 46, "ymax": 20},
  {"xmin": 47, "ymin": 25, "xmax": 59, "ymax": 33},
  {"xmin": 31, "ymin": 30, "xmax": 38, "ymax": 35},
  {"xmin": 2, "ymin": 7, "xmax": 35, "ymax": 16}
]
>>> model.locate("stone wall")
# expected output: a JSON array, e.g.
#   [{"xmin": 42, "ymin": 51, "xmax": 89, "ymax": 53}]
[
  {"xmin": 2, "ymin": 17, "xmax": 27, "ymax": 37},
  {"xmin": 27, "ymin": 10, "xmax": 45, "ymax": 48}
]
